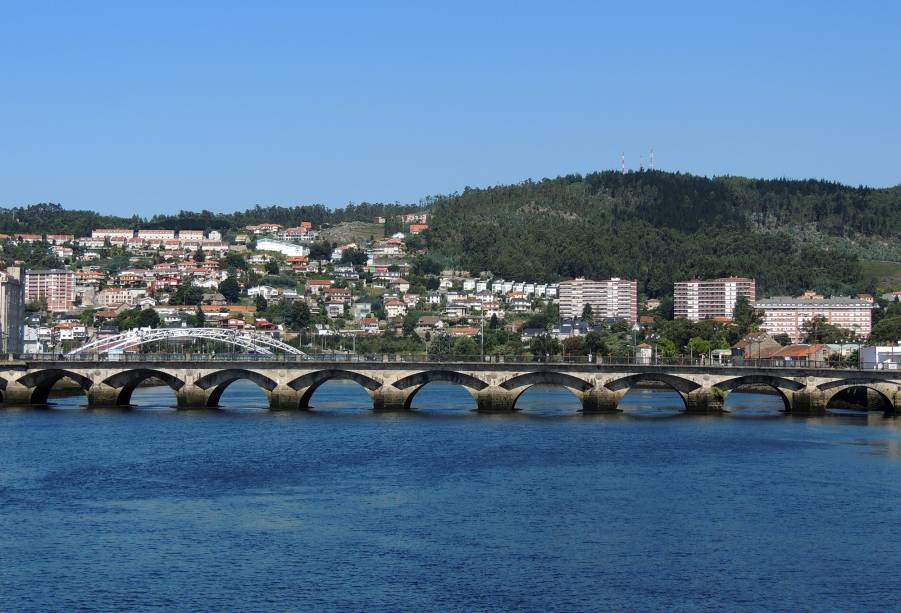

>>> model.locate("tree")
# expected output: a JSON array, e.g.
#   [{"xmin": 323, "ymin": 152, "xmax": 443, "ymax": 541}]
[
  {"xmin": 265, "ymin": 259, "xmax": 280, "ymax": 275},
  {"xmin": 801, "ymin": 315, "xmax": 855, "ymax": 344},
  {"xmin": 583, "ymin": 331, "xmax": 608, "ymax": 356},
  {"xmin": 732, "ymin": 296, "xmax": 761, "ymax": 335},
  {"xmin": 870, "ymin": 316, "xmax": 901, "ymax": 344},
  {"xmin": 187, "ymin": 306, "xmax": 206, "ymax": 328},
  {"xmin": 655, "ymin": 337, "xmax": 678, "ymax": 358},
  {"xmin": 193, "ymin": 248, "xmax": 205, "ymax": 263},
  {"xmin": 687, "ymin": 336, "xmax": 713, "ymax": 357},
  {"xmin": 170, "ymin": 282, "xmax": 204, "ymax": 306},
  {"xmin": 529, "ymin": 334, "xmax": 561, "ymax": 358},
  {"xmin": 340, "ymin": 247, "xmax": 368, "ymax": 266},
  {"xmin": 563, "ymin": 336, "xmax": 584, "ymax": 355},
  {"xmin": 218, "ymin": 276, "xmax": 241, "ymax": 303},
  {"xmin": 489, "ymin": 313, "xmax": 499, "ymax": 329},
  {"xmin": 254, "ymin": 294, "xmax": 268, "ymax": 312},
  {"xmin": 223, "ymin": 252, "xmax": 248, "ymax": 270},
  {"xmin": 581, "ymin": 303, "xmax": 594, "ymax": 324},
  {"xmin": 283, "ymin": 300, "xmax": 311, "ymax": 331},
  {"xmin": 452, "ymin": 336, "xmax": 479, "ymax": 356},
  {"xmin": 773, "ymin": 333, "xmax": 791, "ymax": 346},
  {"xmin": 308, "ymin": 242, "xmax": 332, "ymax": 261},
  {"xmin": 428, "ymin": 333, "xmax": 452, "ymax": 356}
]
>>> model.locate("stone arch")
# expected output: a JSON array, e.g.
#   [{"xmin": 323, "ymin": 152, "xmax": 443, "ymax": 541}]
[
  {"xmin": 714, "ymin": 375, "xmax": 802, "ymax": 413},
  {"xmin": 818, "ymin": 380, "xmax": 898, "ymax": 414},
  {"xmin": 393, "ymin": 371, "xmax": 489, "ymax": 410},
  {"xmin": 499, "ymin": 371, "xmax": 593, "ymax": 392},
  {"xmin": 194, "ymin": 369, "xmax": 278, "ymax": 407},
  {"xmin": 392, "ymin": 370, "xmax": 489, "ymax": 391},
  {"xmin": 496, "ymin": 372, "xmax": 592, "ymax": 412},
  {"xmin": 15, "ymin": 369, "xmax": 93, "ymax": 405},
  {"xmin": 604, "ymin": 373, "xmax": 698, "ymax": 411},
  {"xmin": 288, "ymin": 369, "xmax": 382, "ymax": 408},
  {"xmin": 392, "ymin": 369, "xmax": 488, "ymax": 410},
  {"xmin": 101, "ymin": 368, "xmax": 186, "ymax": 406}
]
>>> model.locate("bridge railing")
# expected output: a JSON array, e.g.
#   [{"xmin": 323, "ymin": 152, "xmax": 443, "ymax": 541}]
[{"xmin": 8, "ymin": 352, "xmax": 896, "ymax": 371}]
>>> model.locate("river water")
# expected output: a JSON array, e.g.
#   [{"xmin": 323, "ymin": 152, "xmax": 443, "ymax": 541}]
[{"xmin": 2, "ymin": 381, "xmax": 900, "ymax": 612}]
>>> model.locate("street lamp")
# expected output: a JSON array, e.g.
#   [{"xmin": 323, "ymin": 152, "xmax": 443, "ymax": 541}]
[{"xmin": 631, "ymin": 322, "xmax": 640, "ymax": 365}]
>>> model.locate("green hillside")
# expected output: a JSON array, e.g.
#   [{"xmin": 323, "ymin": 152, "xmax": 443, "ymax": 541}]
[{"xmin": 424, "ymin": 171, "xmax": 901, "ymax": 298}]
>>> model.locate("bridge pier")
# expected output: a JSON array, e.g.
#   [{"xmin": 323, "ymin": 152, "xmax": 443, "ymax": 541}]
[
  {"xmin": 580, "ymin": 388, "xmax": 623, "ymax": 413},
  {"xmin": 474, "ymin": 386, "xmax": 518, "ymax": 412},
  {"xmin": 268, "ymin": 385, "xmax": 305, "ymax": 411},
  {"xmin": 87, "ymin": 383, "xmax": 123, "ymax": 407},
  {"xmin": 3, "ymin": 383, "xmax": 36, "ymax": 405},
  {"xmin": 370, "ymin": 386, "xmax": 414, "ymax": 411},
  {"xmin": 176, "ymin": 385, "xmax": 216, "ymax": 409},
  {"xmin": 790, "ymin": 387, "xmax": 826, "ymax": 416},
  {"xmin": 685, "ymin": 387, "xmax": 725, "ymax": 414}
]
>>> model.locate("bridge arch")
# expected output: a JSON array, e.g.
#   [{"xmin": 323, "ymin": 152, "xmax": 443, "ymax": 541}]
[
  {"xmin": 497, "ymin": 371, "xmax": 592, "ymax": 412},
  {"xmin": 500, "ymin": 371, "xmax": 592, "ymax": 392},
  {"xmin": 288, "ymin": 369, "xmax": 382, "ymax": 408},
  {"xmin": 604, "ymin": 373, "xmax": 698, "ymax": 412},
  {"xmin": 714, "ymin": 375, "xmax": 803, "ymax": 413},
  {"xmin": 818, "ymin": 379, "xmax": 898, "ymax": 414},
  {"xmin": 392, "ymin": 371, "xmax": 489, "ymax": 410},
  {"xmin": 16, "ymin": 369, "xmax": 93, "ymax": 405},
  {"xmin": 101, "ymin": 369, "xmax": 186, "ymax": 406},
  {"xmin": 194, "ymin": 369, "xmax": 279, "ymax": 408}
]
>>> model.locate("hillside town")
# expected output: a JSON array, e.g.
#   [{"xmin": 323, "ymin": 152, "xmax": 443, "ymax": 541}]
[{"xmin": 0, "ymin": 214, "xmax": 899, "ymax": 369}]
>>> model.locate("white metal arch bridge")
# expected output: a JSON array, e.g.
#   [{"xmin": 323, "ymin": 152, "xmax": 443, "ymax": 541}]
[{"xmin": 68, "ymin": 328, "xmax": 308, "ymax": 357}]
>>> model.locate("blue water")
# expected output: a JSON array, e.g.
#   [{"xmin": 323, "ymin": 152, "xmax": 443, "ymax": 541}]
[{"xmin": 2, "ymin": 381, "xmax": 901, "ymax": 612}]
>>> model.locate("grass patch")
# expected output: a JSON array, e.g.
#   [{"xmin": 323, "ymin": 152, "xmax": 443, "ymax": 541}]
[{"xmin": 861, "ymin": 259, "xmax": 901, "ymax": 292}]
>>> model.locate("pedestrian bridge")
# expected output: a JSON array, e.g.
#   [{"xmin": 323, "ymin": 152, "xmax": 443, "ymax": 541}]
[{"xmin": 1, "ymin": 357, "xmax": 899, "ymax": 415}]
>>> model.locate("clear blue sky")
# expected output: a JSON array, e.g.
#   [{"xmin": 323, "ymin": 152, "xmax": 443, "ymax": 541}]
[{"xmin": 1, "ymin": 1, "xmax": 899, "ymax": 216}]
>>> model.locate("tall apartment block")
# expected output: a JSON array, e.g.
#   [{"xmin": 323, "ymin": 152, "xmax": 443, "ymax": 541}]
[
  {"xmin": 25, "ymin": 269, "xmax": 76, "ymax": 312},
  {"xmin": 558, "ymin": 277, "xmax": 638, "ymax": 323},
  {"xmin": 755, "ymin": 292, "xmax": 874, "ymax": 343},
  {"xmin": 674, "ymin": 277, "xmax": 756, "ymax": 321},
  {"xmin": 0, "ymin": 267, "xmax": 25, "ymax": 353}
]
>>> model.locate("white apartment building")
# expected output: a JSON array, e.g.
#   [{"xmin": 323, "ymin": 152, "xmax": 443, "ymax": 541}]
[
  {"xmin": 756, "ymin": 293, "xmax": 874, "ymax": 343},
  {"xmin": 138, "ymin": 229, "xmax": 176, "ymax": 240},
  {"xmin": 256, "ymin": 238, "xmax": 310, "ymax": 258},
  {"xmin": 91, "ymin": 228, "xmax": 134, "ymax": 241},
  {"xmin": 178, "ymin": 229, "xmax": 205, "ymax": 241},
  {"xmin": 558, "ymin": 277, "xmax": 638, "ymax": 323},
  {"xmin": 674, "ymin": 277, "xmax": 756, "ymax": 321}
]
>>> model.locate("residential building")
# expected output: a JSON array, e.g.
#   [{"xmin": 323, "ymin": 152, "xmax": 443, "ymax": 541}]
[
  {"xmin": 178, "ymin": 229, "xmax": 205, "ymax": 241},
  {"xmin": 756, "ymin": 292, "xmax": 874, "ymax": 343},
  {"xmin": 25, "ymin": 269, "xmax": 75, "ymax": 312},
  {"xmin": 91, "ymin": 228, "xmax": 134, "ymax": 241},
  {"xmin": 384, "ymin": 298, "xmax": 407, "ymax": 318},
  {"xmin": 674, "ymin": 277, "xmax": 756, "ymax": 321},
  {"xmin": 0, "ymin": 267, "xmax": 25, "ymax": 353},
  {"xmin": 138, "ymin": 229, "xmax": 176, "ymax": 240},
  {"xmin": 558, "ymin": 277, "xmax": 638, "ymax": 323},
  {"xmin": 256, "ymin": 238, "xmax": 310, "ymax": 257}
]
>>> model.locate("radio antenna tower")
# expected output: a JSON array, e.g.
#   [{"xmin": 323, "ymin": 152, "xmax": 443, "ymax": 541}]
[
  {"xmin": 649, "ymin": 146, "xmax": 655, "ymax": 170},
  {"xmin": 620, "ymin": 152, "xmax": 625, "ymax": 175}
]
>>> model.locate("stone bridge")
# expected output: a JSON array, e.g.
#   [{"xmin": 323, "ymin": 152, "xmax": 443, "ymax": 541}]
[{"xmin": 1, "ymin": 358, "xmax": 899, "ymax": 416}]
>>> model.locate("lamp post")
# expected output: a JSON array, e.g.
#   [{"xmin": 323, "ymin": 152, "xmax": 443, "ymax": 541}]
[{"xmin": 631, "ymin": 322, "xmax": 640, "ymax": 365}]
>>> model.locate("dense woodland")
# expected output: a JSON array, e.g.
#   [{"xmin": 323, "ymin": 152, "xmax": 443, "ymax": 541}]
[{"xmin": 425, "ymin": 171, "xmax": 901, "ymax": 298}]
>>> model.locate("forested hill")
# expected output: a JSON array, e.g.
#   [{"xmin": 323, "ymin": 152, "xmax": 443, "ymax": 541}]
[{"xmin": 424, "ymin": 171, "xmax": 901, "ymax": 298}]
